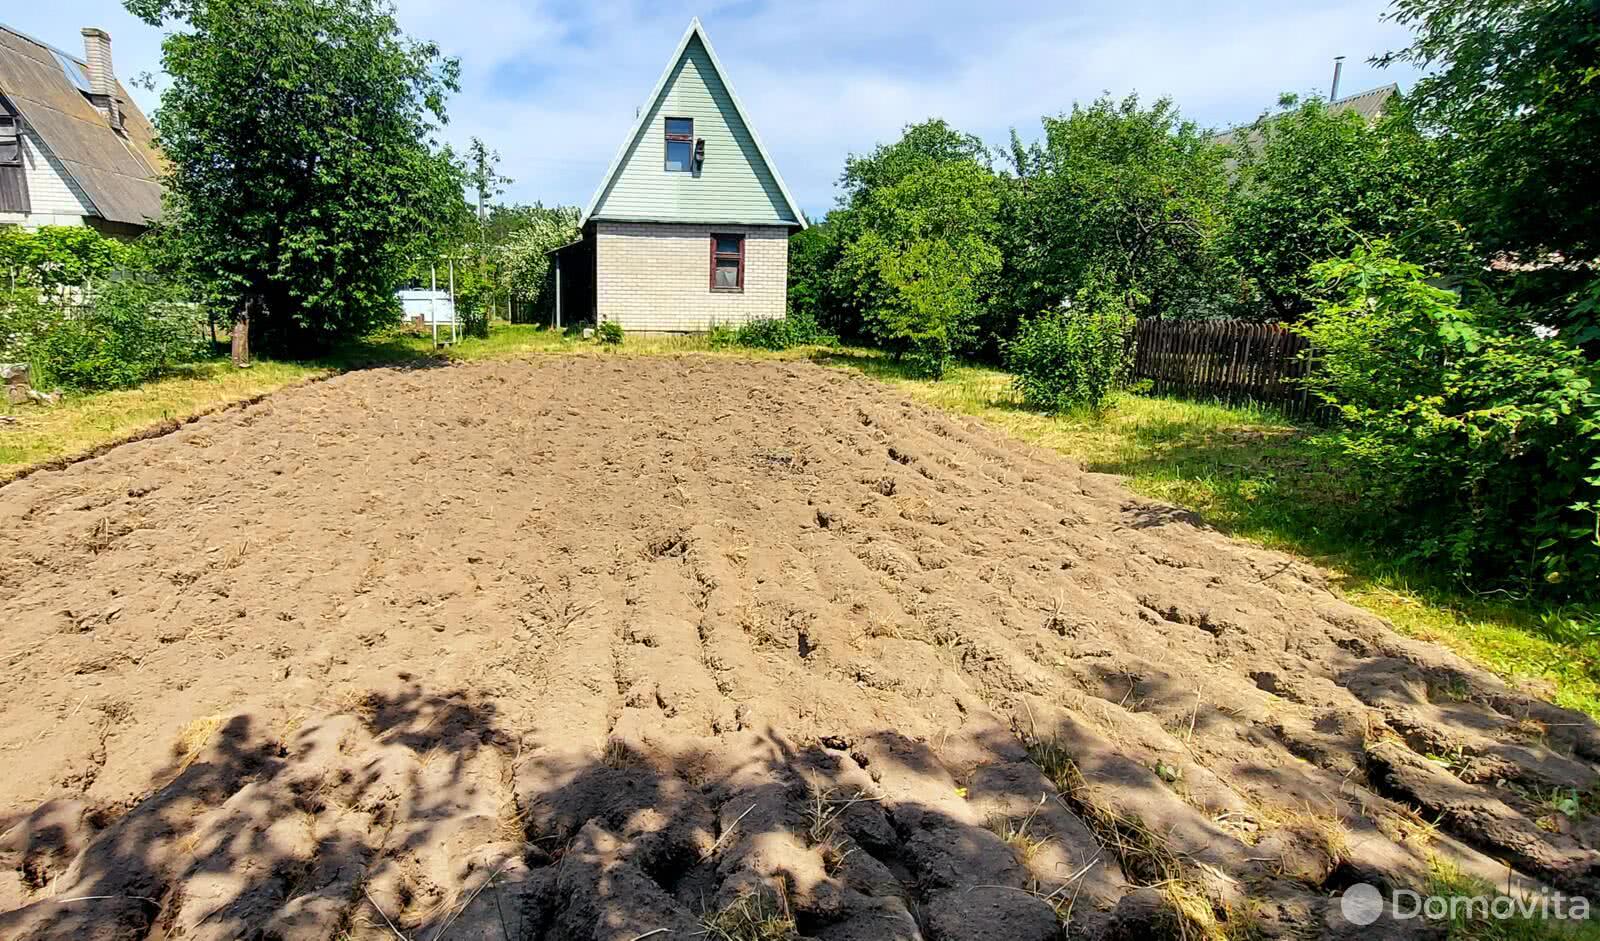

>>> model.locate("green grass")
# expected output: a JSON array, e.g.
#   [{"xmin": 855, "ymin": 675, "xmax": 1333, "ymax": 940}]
[
  {"xmin": 1426, "ymin": 859, "xmax": 1600, "ymax": 940},
  {"xmin": 812, "ymin": 351, "xmax": 1600, "ymax": 720}
]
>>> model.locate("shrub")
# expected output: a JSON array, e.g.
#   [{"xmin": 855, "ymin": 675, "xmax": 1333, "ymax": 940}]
[
  {"xmin": 1299, "ymin": 244, "xmax": 1600, "ymax": 597},
  {"xmin": 706, "ymin": 321, "xmax": 737, "ymax": 349},
  {"xmin": 731, "ymin": 308, "xmax": 834, "ymax": 352},
  {"xmin": 10, "ymin": 280, "xmax": 208, "ymax": 390},
  {"xmin": 596, "ymin": 320, "xmax": 623, "ymax": 345},
  {"xmin": 1006, "ymin": 292, "xmax": 1136, "ymax": 413},
  {"xmin": 458, "ymin": 298, "xmax": 489, "ymax": 339}
]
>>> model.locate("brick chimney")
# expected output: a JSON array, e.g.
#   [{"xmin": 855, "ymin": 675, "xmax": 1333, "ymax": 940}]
[{"xmin": 80, "ymin": 27, "xmax": 123, "ymax": 131}]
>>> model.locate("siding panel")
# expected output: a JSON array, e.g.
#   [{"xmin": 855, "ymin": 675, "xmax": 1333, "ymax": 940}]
[
  {"xmin": 0, "ymin": 128, "xmax": 92, "ymax": 227},
  {"xmin": 591, "ymin": 35, "xmax": 796, "ymax": 226}
]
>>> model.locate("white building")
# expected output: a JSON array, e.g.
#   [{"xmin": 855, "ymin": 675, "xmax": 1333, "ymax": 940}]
[{"xmin": 0, "ymin": 23, "xmax": 163, "ymax": 235}]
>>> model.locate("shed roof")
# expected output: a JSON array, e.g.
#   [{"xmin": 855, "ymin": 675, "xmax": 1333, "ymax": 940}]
[
  {"xmin": 0, "ymin": 23, "xmax": 163, "ymax": 225},
  {"xmin": 1212, "ymin": 83, "xmax": 1399, "ymax": 151}
]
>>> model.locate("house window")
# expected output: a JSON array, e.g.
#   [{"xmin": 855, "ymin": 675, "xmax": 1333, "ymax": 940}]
[
  {"xmin": 664, "ymin": 117, "xmax": 693, "ymax": 172},
  {"xmin": 0, "ymin": 114, "xmax": 20, "ymax": 167},
  {"xmin": 0, "ymin": 109, "xmax": 28, "ymax": 215},
  {"xmin": 710, "ymin": 233, "xmax": 743, "ymax": 291}
]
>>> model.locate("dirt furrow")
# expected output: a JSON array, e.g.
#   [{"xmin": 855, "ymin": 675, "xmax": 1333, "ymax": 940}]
[{"xmin": 0, "ymin": 356, "xmax": 1594, "ymax": 939}]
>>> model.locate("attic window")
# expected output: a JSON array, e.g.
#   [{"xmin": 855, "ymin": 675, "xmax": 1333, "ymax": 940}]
[
  {"xmin": 664, "ymin": 117, "xmax": 693, "ymax": 172},
  {"xmin": 0, "ymin": 110, "xmax": 28, "ymax": 214},
  {"xmin": 0, "ymin": 115, "xmax": 19, "ymax": 166},
  {"xmin": 710, "ymin": 234, "xmax": 743, "ymax": 291}
]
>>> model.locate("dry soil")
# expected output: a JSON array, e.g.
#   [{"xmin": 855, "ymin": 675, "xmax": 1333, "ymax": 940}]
[{"xmin": 1, "ymin": 356, "xmax": 1596, "ymax": 941}]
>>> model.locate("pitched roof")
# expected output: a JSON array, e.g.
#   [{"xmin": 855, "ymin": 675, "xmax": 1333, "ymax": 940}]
[
  {"xmin": 1212, "ymin": 83, "xmax": 1399, "ymax": 151},
  {"xmin": 581, "ymin": 18, "xmax": 806, "ymax": 229},
  {"xmin": 0, "ymin": 23, "xmax": 163, "ymax": 225}
]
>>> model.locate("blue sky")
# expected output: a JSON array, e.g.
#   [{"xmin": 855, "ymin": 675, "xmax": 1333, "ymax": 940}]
[{"xmin": 10, "ymin": 1, "xmax": 1419, "ymax": 218}]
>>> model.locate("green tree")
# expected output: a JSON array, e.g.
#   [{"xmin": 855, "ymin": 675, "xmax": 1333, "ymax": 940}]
[
  {"xmin": 1382, "ymin": 0, "xmax": 1600, "ymax": 264},
  {"xmin": 127, "ymin": 0, "xmax": 468, "ymax": 354},
  {"xmin": 1221, "ymin": 97, "xmax": 1462, "ymax": 320},
  {"xmin": 839, "ymin": 119, "xmax": 989, "ymax": 203},
  {"xmin": 815, "ymin": 120, "xmax": 1002, "ymax": 373},
  {"xmin": 837, "ymin": 144, "xmax": 1002, "ymax": 376},
  {"xmin": 1002, "ymin": 95, "xmax": 1234, "ymax": 329},
  {"xmin": 786, "ymin": 218, "xmax": 850, "ymax": 341},
  {"xmin": 1298, "ymin": 243, "xmax": 1600, "ymax": 597},
  {"xmin": 497, "ymin": 204, "xmax": 580, "ymax": 319},
  {"xmin": 1381, "ymin": 0, "xmax": 1600, "ymax": 346}
]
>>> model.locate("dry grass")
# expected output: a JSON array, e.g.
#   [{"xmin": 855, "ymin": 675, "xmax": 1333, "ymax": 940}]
[
  {"xmin": 171, "ymin": 714, "xmax": 226, "ymax": 776},
  {"xmin": 1021, "ymin": 733, "xmax": 1264, "ymax": 941},
  {"xmin": 699, "ymin": 889, "xmax": 799, "ymax": 941},
  {"xmin": 986, "ymin": 794, "xmax": 1053, "ymax": 864},
  {"xmin": 802, "ymin": 779, "xmax": 876, "ymax": 875},
  {"xmin": 1022, "ymin": 735, "xmax": 1181, "ymax": 885}
]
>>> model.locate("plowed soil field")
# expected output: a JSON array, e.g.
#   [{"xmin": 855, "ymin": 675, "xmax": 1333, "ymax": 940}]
[{"xmin": 1, "ymin": 356, "xmax": 1596, "ymax": 940}]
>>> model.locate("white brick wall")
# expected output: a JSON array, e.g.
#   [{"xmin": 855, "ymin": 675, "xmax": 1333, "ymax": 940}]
[{"xmin": 594, "ymin": 222, "xmax": 788, "ymax": 332}]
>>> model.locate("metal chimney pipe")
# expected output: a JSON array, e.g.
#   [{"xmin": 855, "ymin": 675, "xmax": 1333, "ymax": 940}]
[{"xmin": 1330, "ymin": 55, "xmax": 1346, "ymax": 101}]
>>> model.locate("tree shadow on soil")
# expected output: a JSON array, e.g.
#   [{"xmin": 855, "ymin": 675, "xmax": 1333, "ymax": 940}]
[{"xmin": 0, "ymin": 687, "xmax": 1169, "ymax": 940}]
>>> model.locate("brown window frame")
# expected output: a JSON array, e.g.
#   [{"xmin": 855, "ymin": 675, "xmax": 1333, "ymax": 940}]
[
  {"xmin": 709, "ymin": 233, "xmax": 744, "ymax": 292},
  {"xmin": 664, "ymin": 116, "xmax": 693, "ymax": 172}
]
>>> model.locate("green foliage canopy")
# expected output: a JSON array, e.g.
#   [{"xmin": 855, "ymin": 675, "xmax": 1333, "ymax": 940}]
[
  {"xmin": 1002, "ymin": 95, "xmax": 1234, "ymax": 326},
  {"xmin": 1221, "ymin": 98, "xmax": 1463, "ymax": 320},
  {"xmin": 1383, "ymin": 0, "xmax": 1600, "ymax": 264},
  {"xmin": 1298, "ymin": 243, "xmax": 1600, "ymax": 596},
  {"xmin": 839, "ymin": 155, "xmax": 1003, "ymax": 376},
  {"xmin": 127, "ymin": 0, "xmax": 468, "ymax": 353}
]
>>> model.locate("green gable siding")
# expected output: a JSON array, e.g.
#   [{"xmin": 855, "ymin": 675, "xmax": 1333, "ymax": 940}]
[{"xmin": 590, "ymin": 35, "xmax": 796, "ymax": 225}]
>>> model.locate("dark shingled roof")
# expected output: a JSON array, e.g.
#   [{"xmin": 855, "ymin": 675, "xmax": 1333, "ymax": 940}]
[
  {"xmin": 0, "ymin": 23, "xmax": 163, "ymax": 226},
  {"xmin": 1212, "ymin": 83, "xmax": 1399, "ymax": 152}
]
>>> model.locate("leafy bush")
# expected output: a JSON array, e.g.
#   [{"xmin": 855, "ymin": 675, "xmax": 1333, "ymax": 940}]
[
  {"xmin": 850, "ymin": 233, "xmax": 994, "ymax": 378},
  {"xmin": 706, "ymin": 321, "xmax": 737, "ymax": 349},
  {"xmin": 596, "ymin": 320, "xmax": 623, "ymax": 345},
  {"xmin": 730, "ymin": 309, "xmax": 829, "ymax": 351},
  {"xmin": 1006, "ymin": 291, "xmax": 1135, "ymax": 412},
  {"xmin": 1299, "ymin": 245, "xmax": 1600, "ymax": 597},
  {"xmin": 458, "ymin": 298, "xmax": 489, "ymax": 339},
  {"xmin": 831, "ymin": 141, "xmax": 1002, "ymax": 377},
  {"xmin": 7, "ymin": 280, "xmax": 208, "ymax": 390}
]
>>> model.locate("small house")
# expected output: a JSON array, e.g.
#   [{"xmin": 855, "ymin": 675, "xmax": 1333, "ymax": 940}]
[
  {"xmin": 0, "ymin": 24, "xmax": 163, "ymax": 234},
  {"xmin": 553, "ymin": 18, "xmax": 806, "ymax": 332}
]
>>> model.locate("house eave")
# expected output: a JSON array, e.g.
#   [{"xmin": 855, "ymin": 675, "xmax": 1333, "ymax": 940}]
[{"xmin": 589, "ymin": 215, "xmax": 801, "ymax": 229}]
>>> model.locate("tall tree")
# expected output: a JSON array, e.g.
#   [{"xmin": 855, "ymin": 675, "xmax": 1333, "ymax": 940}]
[
  {"xmin": 1221, "ymin": 97, "xmax": 1461, "ymax": 320},
  {"xmin": 1001, "ymin": 95, "xmax": 1234, "ymax": 328},
  {"xmin": 1381, "ymin": 0, "xmax": 1600, "ymax": 344},
  {"xmin": 1382, "ymin": 0, "xmax": 1600, "ymax": 262},
  {"xmin": 127, "ymin": 0, "xmax": 468, "ymax": 354},
  {"xmin": 465, "ymin": 136, "xmax": 512, "ymax": 294}
]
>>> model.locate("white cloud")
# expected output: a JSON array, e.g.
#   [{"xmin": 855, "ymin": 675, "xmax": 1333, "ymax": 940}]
[{"xmin": 12, "ymin": 1, "xmax": 1420, "ymax": 213}]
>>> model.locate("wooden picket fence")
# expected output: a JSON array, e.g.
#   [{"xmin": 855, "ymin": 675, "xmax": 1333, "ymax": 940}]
[{"xmin": 1132, "ymin": 319, "xmax": 1330, "ymax": 420}]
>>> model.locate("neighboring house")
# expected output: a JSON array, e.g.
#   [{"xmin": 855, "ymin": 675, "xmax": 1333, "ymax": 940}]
[
  {"xmin": 1212, "ymin": 83, "xmax": 1399, "ymax": 153},
  {"xmin": 552, "ymin": 18, "xmax": 806, "ymax": 332},
  {"xmin": 0, "ymin": 24, "xmax": 163, "ymax": 235}
]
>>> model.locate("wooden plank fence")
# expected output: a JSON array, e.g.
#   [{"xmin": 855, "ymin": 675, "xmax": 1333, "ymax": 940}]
[{"xmin": 1132, "ymin": 319, "xmax": 1330, "ymax": 420}]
